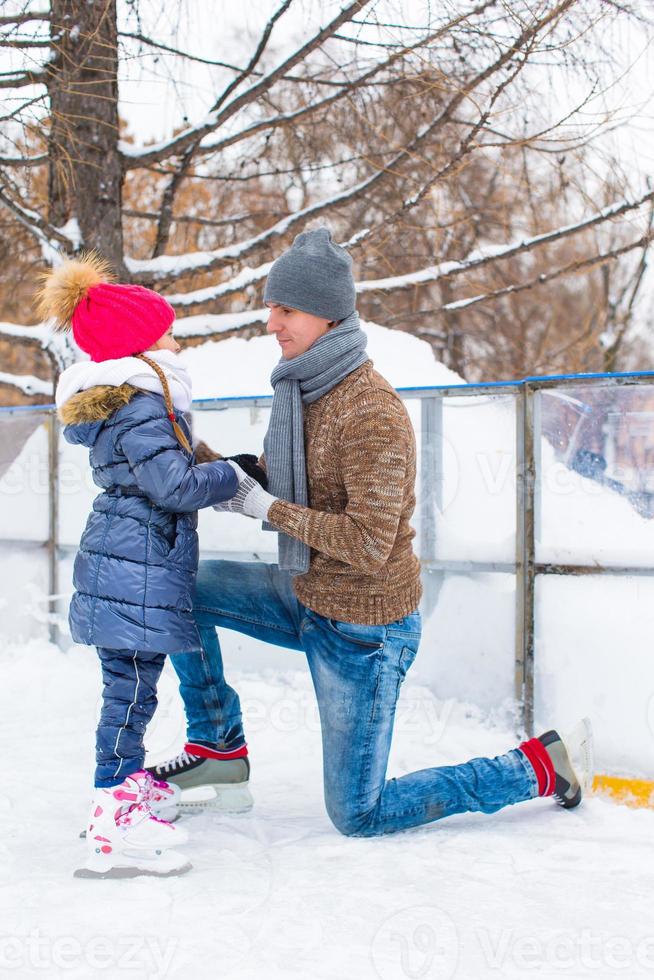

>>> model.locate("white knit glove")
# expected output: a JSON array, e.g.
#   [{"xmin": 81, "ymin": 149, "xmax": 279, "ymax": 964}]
[{"xmin": 214, "ymin": 460, "xmax": 278, "ymax": 520}]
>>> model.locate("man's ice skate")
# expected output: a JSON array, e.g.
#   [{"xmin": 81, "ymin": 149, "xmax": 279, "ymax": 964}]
[
  {"xmin": 147, "ymin": 745, "xmax": 253, "ymax": 812},
  {"xmin": 74, "ymin": 773, "xmax": 191, "ymax": 879},
  {"xmin": 521, "ymin": 717, "xmax": 594, "ymax": 810},
  {"xmin": 561, "ymin": 716, "xmax": 595, "ymax": 796}
]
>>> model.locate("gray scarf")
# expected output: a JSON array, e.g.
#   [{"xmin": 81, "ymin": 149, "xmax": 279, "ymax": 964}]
[{"xmin": 263, "ymin": 310, "xmax": 369, "ymax": 575}]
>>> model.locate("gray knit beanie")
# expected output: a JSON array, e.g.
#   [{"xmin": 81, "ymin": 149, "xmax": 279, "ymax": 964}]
[{"xmin": 263, "ymin": 227, "xmax": 356, "ymax": 321}]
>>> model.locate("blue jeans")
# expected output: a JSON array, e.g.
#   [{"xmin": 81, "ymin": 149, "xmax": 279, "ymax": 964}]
[
  {"xmin": 95, "ymin": 647, "xmax": 166, "ymax": 788},
  {"xmin": 170, "ymin": 560, "xmax": 538, "ymax": 836}
]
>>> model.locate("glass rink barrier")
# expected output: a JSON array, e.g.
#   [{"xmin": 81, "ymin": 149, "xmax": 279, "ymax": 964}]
[{"xmin": 2, "ymin": 371, "xmax": 654, "ymax": 789}]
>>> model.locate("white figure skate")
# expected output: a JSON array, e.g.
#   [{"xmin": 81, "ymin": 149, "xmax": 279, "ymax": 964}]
[{"xmin": 74, "ymin": 772, "xmax": 191, "ymax": 879}]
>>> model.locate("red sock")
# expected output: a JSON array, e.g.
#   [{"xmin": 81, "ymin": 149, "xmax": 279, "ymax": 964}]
[
  {"xmin": 185, "ymin": 742, "xmax": 248, "ymax": 761},
  {"xmin": 519, "ymin": 737, "xmax": 555, "ymax": 796}
]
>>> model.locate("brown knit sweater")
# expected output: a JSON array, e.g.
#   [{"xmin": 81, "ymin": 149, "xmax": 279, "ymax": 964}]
[{"xmin": 265, "ymin": 360, "xmax": 422, "ymax": 624}]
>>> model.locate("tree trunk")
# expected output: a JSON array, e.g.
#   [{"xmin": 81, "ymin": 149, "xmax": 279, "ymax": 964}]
[{"xmin": 47, "ymin": 0, "xmax": 124, "ymax": 272}]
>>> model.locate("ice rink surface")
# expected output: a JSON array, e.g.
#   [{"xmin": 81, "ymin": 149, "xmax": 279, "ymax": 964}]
[{"xmin": 2, "ymin": 639, "xmax": 653, "ymax": 980}]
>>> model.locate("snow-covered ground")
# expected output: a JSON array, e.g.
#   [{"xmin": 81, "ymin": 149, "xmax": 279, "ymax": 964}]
[{"xmin": 2, "ymin": 638, "xmax": 654, "ymax": 980}]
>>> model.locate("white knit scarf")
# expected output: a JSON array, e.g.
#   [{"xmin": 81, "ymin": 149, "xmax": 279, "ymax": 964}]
[{"xmin": 55, "ymin": 349, "xmax": 193, "ymax": 413}]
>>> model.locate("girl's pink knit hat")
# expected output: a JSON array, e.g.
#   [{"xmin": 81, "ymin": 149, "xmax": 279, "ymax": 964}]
[{"xmin": 37, "ymin": 252, "xmax": 175, "ymax": 361}]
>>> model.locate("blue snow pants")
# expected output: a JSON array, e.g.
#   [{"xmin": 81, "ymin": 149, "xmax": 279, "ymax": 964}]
[{"xmin": 94, "ymin": 647, "xmax": 166, "ymax": 788}]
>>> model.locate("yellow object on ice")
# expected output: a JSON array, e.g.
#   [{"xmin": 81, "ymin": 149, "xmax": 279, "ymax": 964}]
[{"xmin": 592, "ymin": 775, "xmax": 654, "ymax": 809}]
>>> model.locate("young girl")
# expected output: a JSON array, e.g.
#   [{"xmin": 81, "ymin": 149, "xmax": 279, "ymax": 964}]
[{"xmin": 39, "ymin": 253, "xmax": 246, "ymax": 878}]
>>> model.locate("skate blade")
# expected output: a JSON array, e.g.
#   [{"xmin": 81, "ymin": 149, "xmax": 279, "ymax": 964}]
[
  {"xmin": 565, "ymin": 717, "xmax": 595, "ymax": 795},
  {"xmin": 74, "ymin": 846, "xmax": 191, "ymax": 879},
  {"xmin": 74, "ymin": 860, "xmax": 192, "ymax": 879},
  {"xmin": 179, "ymin": 783, "xmax": 254, "ymax": 813}
]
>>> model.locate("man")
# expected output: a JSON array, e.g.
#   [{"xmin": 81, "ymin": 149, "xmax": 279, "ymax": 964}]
[{"xmin": 150, "ymin": 227, "xmax": 590, "ymax": 835}]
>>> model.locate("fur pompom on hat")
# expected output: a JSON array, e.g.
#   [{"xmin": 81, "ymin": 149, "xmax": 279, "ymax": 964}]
[{"xmin": 37, "ymin": 252, "xmax": 175, "ymax": 362}]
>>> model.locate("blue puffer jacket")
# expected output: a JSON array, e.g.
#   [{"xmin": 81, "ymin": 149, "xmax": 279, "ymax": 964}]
[{"xmin": 60, "ymin": 382, "xmax": 238, "ymax": 654}]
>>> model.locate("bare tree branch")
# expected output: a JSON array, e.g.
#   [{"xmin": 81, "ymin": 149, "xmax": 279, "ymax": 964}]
[
  {"xmin": 0, "ymin": 153, "xmax": 47, "ymax": 166},
  {"xmin": 121, "ymin": 0, "xmax": 373, "ymax": 167},
  {"xmin": 117, "ymin": 31, "xmax": 243, "ymax": 70},
  {"xmin": 0, "ymin": 183, "xmax": 75, "ymax": 253},
  {"xmin": 123, "ymin": 208, "xmax": 283, "ymax": 228},
  {"xmin": 192, "ymin": 71, "xmax": 406, "ymax": 162},
  {"xmin": 352, "ymin": 42, "xmax": 532, "ymax": 249},
  {"xmin": 0, "ymin": 68, "xmax": 48, "ymax": 88},
  {"xmin": 0, "ymin": 370, "xmax": 52, "ymax": 396},
  {"xmin": 152, "ymin": 142, "xmax": 195, "ymax": 258},
  {"xmin": 355, "ymin": 188, "xmax": 654, "ymax": 296},
  {"xmin": 438, "ymin": 234, "xmax": 654, "ymax": 315},
  {"xmin": 147, "ymin": 7, "xmax": 471, "ymax": 256},
  {"xmin": 0, "ymin": 37, "xmax": 53, "ymax": 48},
  {"xmin": 160, "ymin": 188, "xmax": 654, "ymax": 311},
  {"xmin": 190, "ymin": 8, "xmax": 485, "ymax": 162},
  {"xmin": 0, "ymin": 11, "xmax": 51, "ymax": 27},
  {"xmin": 128, "ymin": 0, "xmax": 577, "ymax": 285},
  {"xmin": 118, "ymin": 29, "xmax": 380, "ymax": 89},
  {"xmin": 124, "ymin": 1, "xmax": 496, "ymax": 169},
  {"xmin": 211, "ymin": 0, "xmax": 295, "ymax": 114},
  {"xmin": 0, "ymin": 93, "xmax": 46, "ymax": 123},
  {"xmin": 170, "ymin": 234, "xmax": 653, "ymax": 345},
  {"xmin": 151, "ymin": 0, "xmax": 296, "ymax": 256},
  {"xmin": 624, "ymin": 209, "xmax": 653, "ymax": 319}
]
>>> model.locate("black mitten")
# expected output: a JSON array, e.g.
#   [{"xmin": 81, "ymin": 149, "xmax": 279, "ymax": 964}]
[{"xmin": 223, "ymin": 454, "xmax": 268, "ymax": 490}]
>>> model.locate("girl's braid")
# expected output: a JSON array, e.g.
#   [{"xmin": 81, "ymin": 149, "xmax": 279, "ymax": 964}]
[{"xmin": 134, "ymin": 353, "xmax": 193, "ymax": 455}]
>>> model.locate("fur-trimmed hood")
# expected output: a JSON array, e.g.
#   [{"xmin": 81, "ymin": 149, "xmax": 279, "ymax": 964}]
[
  {"xmin": 58, "ymin": 382, "xmax": 140, "ymax": 425},
  {"xmin": 58, "ymin": 383, "xmax": 144, "ymax": 449}
]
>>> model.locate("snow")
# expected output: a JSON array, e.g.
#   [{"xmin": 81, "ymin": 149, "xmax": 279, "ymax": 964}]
[
  {"xmin": 118, "ymin": 104, "xmax": 221, "ymax": 160},
  {"xmin": 165, "ymin": 262, "xmax": 273, "ymax": 308},
  {"xmin": 0, "ymin": 370, "xmax": 52, "ymax": 396},
  {"xmin": 182, "ymin": 320, "xmax": 462, "ymax": 397},
  {"xmin": 2, "ymin": 637, "xmax": 654, "ymax": 979},
  {"xmin": 173, "ymin": 307, "xmax": 268, "ymax": 338},
  {"xmin": 56, "ymin": 216, "xmax": 81, "ymax": 251},
  {"xmin": 0, "ymin": 320, "xmax": 51, "ymax": 346}
]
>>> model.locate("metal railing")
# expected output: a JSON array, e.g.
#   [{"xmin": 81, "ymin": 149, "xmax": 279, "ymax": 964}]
[{"xmin": 4, "ymin": 368, "xmax": 654, "ymax": 738}]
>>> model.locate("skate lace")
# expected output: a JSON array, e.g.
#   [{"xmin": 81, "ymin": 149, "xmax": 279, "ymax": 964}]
[
  {"xmin": 115, "ymin": 799, "xmax": 171, "ymax": 827},
  {"xmin": 141, "ymin": 769, "xmax": 171, "ymax": 796},
  {"xmin": 156, "ymin": 749, "xmax": 199, "ymax": 775},
  {"xmin": 115, "ymin": 801, "xmax": 147, "ymax": 827}
]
